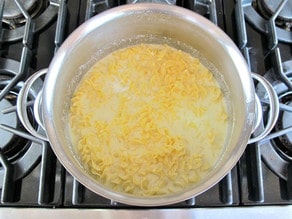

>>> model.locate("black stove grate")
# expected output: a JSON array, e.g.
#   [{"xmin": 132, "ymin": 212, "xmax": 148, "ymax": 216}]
[
  {"xmin": 0, "ymin": 0, "xmax": 68, "ymax": 207},
  {"xmin": 233, "ymin": 0, "xmax": 292, "ymax": 204},
  {"xmin": 0, "ymin": 0, "xmax": 291, "ymax": 208}
]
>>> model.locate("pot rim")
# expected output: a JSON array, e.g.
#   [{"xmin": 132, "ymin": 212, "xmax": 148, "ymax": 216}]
[{"xmin": 43, "ymin": 3, "xmax": 255, "ymax": 206}]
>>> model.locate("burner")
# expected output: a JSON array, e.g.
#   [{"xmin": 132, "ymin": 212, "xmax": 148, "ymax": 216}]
[
  {"xmin": 0, "ymin": 0, "xmax": 59, "ymax": 42},
  {"xmin": 2, "ymin": 0, "xmax": 45, "ymax": 29},
  {"xmin": 0, "ymin": 58, "xmax": 43, "ymax": 187},
  {"xmin": 274, "ymin": 92, "xmax": 292, "ymax": 157},
  {"xmin": 0, "ymin": 95, "xmax": 17, "ymax": 150},
  {"xmin": 257, "ymin": 0, "xmax": 292, "ymax": 30},
  {"xmin": 0, "ymin": 79, "xmax": 31, "ymax": 162},
  {"xmin": 255, "ymin": 60, "xmax": 292, "ymax": 180},
  {"xmin": 241, "ymin": 0, "xmax": 292, "ymax": 43}
]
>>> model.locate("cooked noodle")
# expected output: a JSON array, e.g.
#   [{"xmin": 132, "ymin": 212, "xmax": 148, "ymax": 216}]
[{"xmin": 69, "ymin": 44, "xmax": 228, "ymax": 196}]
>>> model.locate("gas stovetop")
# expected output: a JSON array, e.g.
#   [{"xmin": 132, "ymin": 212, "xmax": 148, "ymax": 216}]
[{"xmin": 0, "ymin": 0, "xmax": 291, "ymax": 215}]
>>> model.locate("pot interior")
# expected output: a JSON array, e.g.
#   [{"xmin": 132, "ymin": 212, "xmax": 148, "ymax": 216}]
[{"xmin": 43, "ymin": 3, "xmax": 255, "ymax": 206}]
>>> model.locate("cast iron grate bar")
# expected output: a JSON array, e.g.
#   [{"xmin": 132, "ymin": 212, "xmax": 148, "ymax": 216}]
[
  {"xmin": 234, "ymin": 0, "xmax": 252, "ymax": 69},
  {"xmin": 0, "ymin": 149, "xmax": 15, "ymax": 203},
  {"xmin": 0, "ymin": 0, "xmax": 4, "ymax": 45},
  {"xmin": 279, "ymin": 166, "xmax": 292, "ymax": 201},
  {"xmin": 38, "ymin": 142, "xmax": 57, "ymax": 204},
  {"xmin": 208, "ymin": 0, "xmax": 217, "ymax": 25},
  {"xmin": 287, "ymin": 163, "xmax": 292, "ymax": 200},
  {"xmin": 265, "ymin": 0, "xmax": 288, "ymax": 50},
  {"xmin": 85, "ymin": 0, "xmax": 117, "ymax": 20},
  {"xmin": 185, "ymin": 197, "xmax": 196, "ymax": 206},
  {"xmin": 235, "ymin": 0, "xmax": 266, "ymax": 203},
  {"xmin": 0, "ymin": 0, "xmax": 4, "ymax": 44},
  {"xmin": 72, "ymin": 178, "xmax": 85, "ymax": 205},
  {"xmin": 273, "ymin": 48, "xmax": 292, "ymax": 90},
  {"xmin": 246, "ymin": 144, "xmax": 264, "ymax": 202},
  {"xmin": 235, "ymin": 0, "xmax": 247, "ymax": 50},
  {"xmin": 54, "ymin": 0, "xmax": 67, "ymax": 53},
  {"xmin": 219, "ymin": 172, "xmax": 233, "ymax": 205}
]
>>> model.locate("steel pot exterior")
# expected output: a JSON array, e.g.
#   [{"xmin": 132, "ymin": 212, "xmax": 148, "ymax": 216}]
[{"xmin": 42, "ymin": 3, "xmax": 255, "ymax": 206}]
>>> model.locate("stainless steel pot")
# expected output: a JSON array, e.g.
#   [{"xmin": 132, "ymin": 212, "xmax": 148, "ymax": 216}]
[{"xmin": 17, "ymin": 3, "xmax": 279, "ymax": 206}]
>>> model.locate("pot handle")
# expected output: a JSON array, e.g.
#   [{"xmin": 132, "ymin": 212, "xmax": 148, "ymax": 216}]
[
  {"xmin": 248, "ymin": 73, "xmax": 279, "ymax": 144},
  {"xmin": 17, "ymin": 68, "xmax": 48, "ymax": 141}
]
